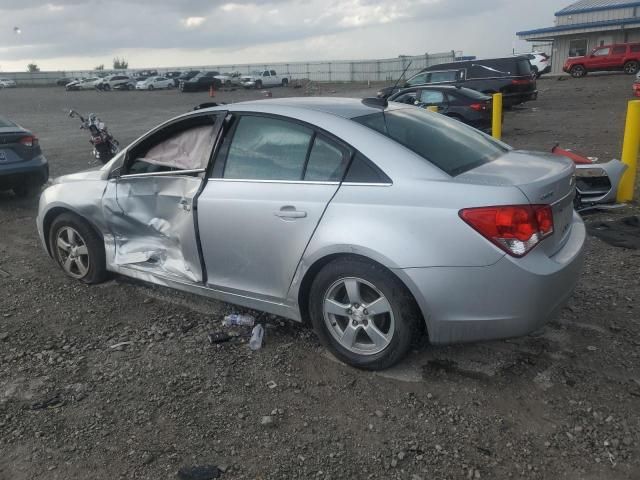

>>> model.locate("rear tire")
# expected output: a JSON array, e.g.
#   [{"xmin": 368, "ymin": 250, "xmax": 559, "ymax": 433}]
[
  {"xmin": 570, "ymin": 65, "xmax": 587, "ymax": 78},
  {"xmin": 282, "ymin": 78, "xmax": 289, "ymax": 87},
  {"xmin": 48, "ymin": 213, "xmax": 107, "ymax": 284},
  {"xmin": 309, "ymin": 257, "xmax": 420, "ymax": 370},
  {"xmin": 255, "ymin": 80, "xmax": 263, "ymax": 89},
  {"xmin": 12, "ymin": 184, "xmax": 37, "ymax": 198},
  {"xmin": 624, "ymin": 61, "xmax": 640, "ymax": 75}
]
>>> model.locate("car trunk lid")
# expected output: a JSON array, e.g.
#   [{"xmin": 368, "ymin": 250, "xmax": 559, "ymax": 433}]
[
  {"xmin": 457, "ymin": 150, "xmax": 576, "ymax": 256},
  {"xmin": 0, "ymin": 127, "xmax": 39, "ymax": 163}
]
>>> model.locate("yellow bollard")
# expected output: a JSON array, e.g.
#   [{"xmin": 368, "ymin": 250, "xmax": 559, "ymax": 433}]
[
  {"xmin": 617, "ymin": 100, "xmax": 640, "ymax": 202},
  {"xmin": 426, "ymin": 105, "xmax": 438, "ymax": 112},
  {"xmin": 492, "ymin": 93, "xmax": 502, "ymax": 140}
]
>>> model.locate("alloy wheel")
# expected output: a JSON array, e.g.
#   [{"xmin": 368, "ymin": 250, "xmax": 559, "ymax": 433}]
[
  {"xmin": 54, "ymin": 226, "xmax": 90, "ymax": 279},
  {"xmin": 323, "ymin": 277, "xmax": 395, "ymax": 356},
  {"xmin": 625, "ymin": 62, "xmax": 639, "ymax": 74}
]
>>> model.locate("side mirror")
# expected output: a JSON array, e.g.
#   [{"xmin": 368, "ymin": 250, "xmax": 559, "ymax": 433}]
[{"xmin": 108, "ymin": 166, "xmax": 122, "ymax": 180}]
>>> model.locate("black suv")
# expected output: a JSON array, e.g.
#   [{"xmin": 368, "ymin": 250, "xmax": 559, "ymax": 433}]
[{"xmin": 378, "ymin": 57, "xmax": 537, "ymax": 106}]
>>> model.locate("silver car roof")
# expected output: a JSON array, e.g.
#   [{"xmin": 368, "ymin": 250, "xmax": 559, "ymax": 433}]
[{"xmin": 222, "ymin": 97, "xmax": 404, "ymax": 119}]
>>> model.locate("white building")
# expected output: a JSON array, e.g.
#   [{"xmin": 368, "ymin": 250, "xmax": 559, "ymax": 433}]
[{"xmin": 517, "ymin": 0, "xmax": 640, "ymax": 74}]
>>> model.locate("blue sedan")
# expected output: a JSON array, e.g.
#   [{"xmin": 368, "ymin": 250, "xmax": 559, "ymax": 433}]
[{"xmin": 0, "ymin": 116, "xmax": 48, "ymax": 196}]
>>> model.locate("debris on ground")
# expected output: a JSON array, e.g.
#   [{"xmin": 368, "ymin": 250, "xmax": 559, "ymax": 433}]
[
  {"xmin": 31, "ymin": 393, "xmax": 64, "ymax": 410},
  {"xmin": 587, "ymin": 215, "xmax": 640, "ymax": 249},
  {"xmin": 249, "ymin": 324, "xmax": 264, "ymax": 350},
  {"xmin": 176, "ymin": 465, "xmax": 221, "ymax": 480},
  {"xmin": 222, "ymin": 313, "xmax": 255, "ymax": 327},
  {"xmin": 207, "ymin": 332, "xmax": 232, "ymax": 344}
]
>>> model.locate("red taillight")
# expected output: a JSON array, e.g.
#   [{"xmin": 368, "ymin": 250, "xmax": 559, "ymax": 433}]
[
  {"xmin": 469, "ymin": 102, "xmax": 490, "ymax": 112},
  {"xmin": 511, "ymin": 78, "xmax": 531, "ymax": 85},
  {"xmin": 19, "ymin": 135, "xmax": 38, "ymax": 147},
  {"xmin": 459, "ymin": 205, "xmax": 554, "ymax": 257}
]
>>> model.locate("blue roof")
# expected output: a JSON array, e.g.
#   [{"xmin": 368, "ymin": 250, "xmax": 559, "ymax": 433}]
[
  {"xmin": 556, "ymin": 0, "xmax": 640, "ymax": 16},
  {"xmin": 517, "ymin": 16, "xmax": 640, "ymax": 36}
]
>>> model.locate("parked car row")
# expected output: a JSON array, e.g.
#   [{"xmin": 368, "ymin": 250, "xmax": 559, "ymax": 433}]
[
  {"xmin": 59, "ymin": 69, "xmax": 290, "ymax": 93},
  {"xmin": 378, "ymin": 56, "xmax": 538, "ymax": 107}
]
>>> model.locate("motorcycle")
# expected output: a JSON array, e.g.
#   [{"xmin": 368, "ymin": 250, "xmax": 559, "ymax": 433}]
[
  {"xmin": 69, "ymin": 110, "xmax": 120, "ymax": 164},
  {"xmin": 552, "ymin": 144, "xmax": 627, "ymax": 211}
]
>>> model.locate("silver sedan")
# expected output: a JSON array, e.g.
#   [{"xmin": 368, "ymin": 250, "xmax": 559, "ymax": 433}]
[{"xmin": 37, "ymin": 98, "xmax": 585, "ymax": 370}]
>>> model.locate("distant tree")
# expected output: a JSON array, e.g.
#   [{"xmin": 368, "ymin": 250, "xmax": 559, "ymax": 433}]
[
  {"xmin": 27, "ymin": 63, "xmax": 40, "ymax": 73},
  {"xmin": 95, "ymin": 64, "xmax": 105, "ymax": 71},
  {"xmin": 113, "ymin": 57, "xmax": 128, "ymax": 70}
]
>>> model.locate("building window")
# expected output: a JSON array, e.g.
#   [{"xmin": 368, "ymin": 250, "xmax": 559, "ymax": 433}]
[{"xmin": 569, "ymin": 38, "xmax": 588, "ymax": 57}]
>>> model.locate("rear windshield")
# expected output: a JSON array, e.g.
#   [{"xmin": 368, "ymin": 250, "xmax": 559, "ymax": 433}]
[
  {"xmin": 353, "ymin": 108, "xmax": 506, "ymax": 176},
  {"xmin": 0, "ymin": 117, "xmax": 16, "ymax": 128}
]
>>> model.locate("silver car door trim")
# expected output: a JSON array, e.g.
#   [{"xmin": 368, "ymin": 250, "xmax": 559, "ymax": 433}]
[
  {"xmin": 207, "ymin": 178, "xmax": 340, "ymax": 186},
  {"xmin": 341, "ymin": 182, "xmax": 393, "ymax": 187},
  {"xmin": 120, "ymin": 168, "xmax": 206, "ymax": 179}
]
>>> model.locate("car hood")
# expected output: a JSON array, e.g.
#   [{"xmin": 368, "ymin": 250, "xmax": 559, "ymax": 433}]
[{"xmin": 53, "ymin": 167, "xmax": 106, "ymax": 185}]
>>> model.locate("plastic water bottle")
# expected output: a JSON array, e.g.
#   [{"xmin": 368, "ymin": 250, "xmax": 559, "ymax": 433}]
[
  {"xmin": 222, "ymin": 314, "xmax": 255, "ymax": 327},
  {"xmin": 249, "ymin": 324, "xmax": 264, "ymax": 351}
]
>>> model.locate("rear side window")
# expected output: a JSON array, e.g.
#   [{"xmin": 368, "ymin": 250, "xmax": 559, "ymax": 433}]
[
  {"xmin": 0, "ymin": 117, "xmax": 16, "ymax": 128},
  {"xmin": 631, "ymin": 45, "xmax": 640, "ymax": 53},
  {"xmin": 344, "ymin": 152, "xmax": 391, "ymax": 183},
  {"xmin": 613, "ymin": 46, "xmax": 627, "ymax": 54},
  {"xmin": 304, "ymin": 135, "xmax": 349, "ymax": 182},
  {"xmin": 406, "ymin": 72, "xmax": 428, "ymax": 86},
  {"xmin": 223, "ymin": 116, "xmax": 313, "ymax": 180},
  {"xmin": 354, "ymin": 108, "xmax": 507, "ymax": 176}
]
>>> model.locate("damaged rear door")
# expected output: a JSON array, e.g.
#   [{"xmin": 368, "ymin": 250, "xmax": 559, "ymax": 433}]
[{"xmin": 103, "ymin": 112, "xmax": 224, "ymax": 282}]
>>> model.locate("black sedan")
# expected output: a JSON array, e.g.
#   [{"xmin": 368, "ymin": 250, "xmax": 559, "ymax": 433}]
[
  {"xmin": 388, "ymin": 86, "xmax": 493, "ymax": 133},
  {"xmin": 179, "ymin": 71, "xmax": 222, "ymax": 92},
  {"xmin": 0, "ymin": 116, "xmax": 48, "ymax": 197}
]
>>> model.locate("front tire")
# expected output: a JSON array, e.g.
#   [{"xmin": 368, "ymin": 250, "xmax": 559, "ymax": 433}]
[
  {"xmin": 309, "ymin": 257, "xmax": 420, "ymax": 370},
  {"xmin": 48, "ymin": 213, "xmax": 107, "ymax": 284},
  {"xmin": 624, "ymin": 61, "xmax": 640, "ymax": 75},
  {"xmin": 570, "ymin": 65, "xmax": 587, "ymax": 78}
]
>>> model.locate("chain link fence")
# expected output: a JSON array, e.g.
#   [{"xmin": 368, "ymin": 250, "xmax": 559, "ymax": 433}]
[{"xmin": 0, "ymin": 51, "xmax": 456, "ymax": 86}]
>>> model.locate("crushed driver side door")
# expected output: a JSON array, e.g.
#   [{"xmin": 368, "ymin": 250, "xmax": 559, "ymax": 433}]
[{"xmin": 102, "ymin": 112, "xmax": 224, "ymax": 282}]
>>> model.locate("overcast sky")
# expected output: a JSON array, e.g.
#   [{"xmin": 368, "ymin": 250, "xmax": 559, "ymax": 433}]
[{"xmin": 0, "ymin": 0, "xmax": 565, "ymax": 72}]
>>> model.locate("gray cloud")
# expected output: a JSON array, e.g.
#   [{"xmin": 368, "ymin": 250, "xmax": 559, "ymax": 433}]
[{"xmin": 0, "ymin": 0, "xmax": 560, "ymax": 69}]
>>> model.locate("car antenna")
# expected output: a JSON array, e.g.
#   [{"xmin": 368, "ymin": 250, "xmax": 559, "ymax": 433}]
[
  {"xmin": 391, "ymin": 60, "xmax": 412, "ymax": 93},
  {"xmin": 362, "ymin": 60, "xmax": 413, "ymax": 109}
]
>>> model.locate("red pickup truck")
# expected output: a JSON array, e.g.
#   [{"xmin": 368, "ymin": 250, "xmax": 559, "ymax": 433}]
[{"xmin": 563, "ymin": 43, "xmax": 640, "ymax": 77}]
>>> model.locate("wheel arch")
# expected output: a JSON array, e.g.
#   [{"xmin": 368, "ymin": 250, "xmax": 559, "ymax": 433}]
[
  {"xmin": 295, "ymin": 252, "xmax": 428, "ymax": 336},
  {"xmin": 42, "ymin": 206, "xmax": 104, "ymax": 257}
]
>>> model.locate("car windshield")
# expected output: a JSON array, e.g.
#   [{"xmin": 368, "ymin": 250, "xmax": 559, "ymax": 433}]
[{"xmin": 353, "ymin": 108, "xmax": 507, "ymax": 176}]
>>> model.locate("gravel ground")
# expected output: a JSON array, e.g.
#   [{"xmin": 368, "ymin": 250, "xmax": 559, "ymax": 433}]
[{"xmin": 1, "ymin": 76, "xmax": 640, "ymax": 479}]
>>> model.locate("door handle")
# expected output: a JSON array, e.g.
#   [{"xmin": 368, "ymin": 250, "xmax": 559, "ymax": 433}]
[
  {"xmin": 179, "ymin": 199, "xmax": 191, "ymax": 212},
  {"xmin": 275, "ymin": 206, "xmax": 307, "ymax": 219}
]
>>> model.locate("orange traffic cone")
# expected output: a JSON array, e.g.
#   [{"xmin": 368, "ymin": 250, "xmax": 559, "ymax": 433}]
[{"xmin": 209, "ymin": 85, "xmax": 216, "ymax": 97}]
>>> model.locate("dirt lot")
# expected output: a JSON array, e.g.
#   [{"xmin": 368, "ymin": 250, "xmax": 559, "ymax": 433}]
[{"xmin": 1, "ymin": 76, "xmax": 640, "ymax": 480}]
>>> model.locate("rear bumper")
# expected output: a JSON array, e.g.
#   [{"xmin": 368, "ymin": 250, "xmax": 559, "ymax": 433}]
[
  {"xmin": 0, "ymin": 154, "xmax": 49, "ymax": 188},
  {"xmin": 398, "ymin": 212, "xmax": 585, "ymax": 345}
]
